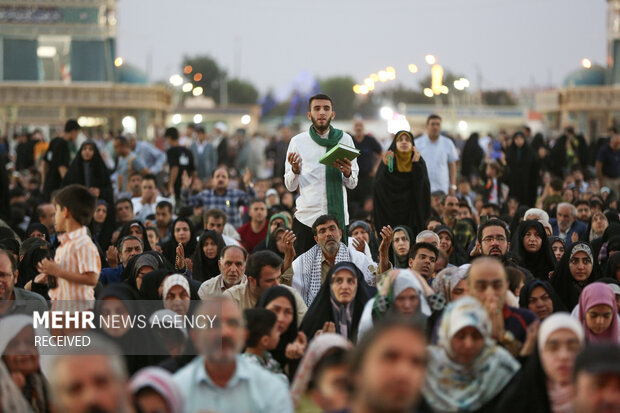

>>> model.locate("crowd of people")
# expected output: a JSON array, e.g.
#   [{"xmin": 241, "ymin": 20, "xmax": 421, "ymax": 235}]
[{"xmin": 0, "ymin": 93, "xmax": 619, "ymax": 413}]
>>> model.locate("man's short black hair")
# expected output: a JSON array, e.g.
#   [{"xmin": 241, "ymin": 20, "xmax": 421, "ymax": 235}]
[
  {"xmin": 211, "ymin": 166, "xmax": 229, "ymax": 178},
  {"xmin": 480, "ymin": 203, "xmax": 500, "ymax": 215},
  {"xmin": 426, "ymin": 114, "xmax": 442, "ymax": 124},
  {"xmin": 249, "ymin": 198, "xmax": 267, "ymax": 208},
  {"xmin": 308, "ymin": 94, "xmax": 333, "ymax": 111},
  {"xmin": 477, "ymin": 218, "xmax": 510, "ymax": 244},
  {"xmin": 458, "ymin": 201, "xmax": 472, "ymax": 214},
  {"xmin": 0, "ymin": 249, "xmax": 17, "ymax": 273},
  {"xmin": 243, "ymin": 308, "xmax": 277, "ymax": 348},
  {"xmin": 164, "ymin": 127, "xmax": 179, "ymax": 141},
  {"xmin": 142, "ymin": 174, "xmax": 157, "ymax": 185},
  {"xmin": 575, "ymin": 200, "xmax": 590, "ymax": 208},
  {"xmin": 409, "ymin": 242, "xmax": 439, "ymax": 260},
  {"xmin": 220, "ymin": 245, "xmax": 248, "ymax": 261},
  {"xmin": 204, "ymin": 208, "xmax": 227, "ymax": 224},
  {"xmin": 312, "ymin": 214, "xmax": 340, "ymax": 236},
  {"xmin": 550, "ymin": 177, "xmax": 564, "ymax": 192},
  {"xmin": 118, "ymin": 235, "xmax": 143, "ymax": 252},
  {"xmin": 156, "ymin": 200, "xmax": 173, "ymax": 213},
  {"xmin": 64, "ymin": 119, "xmax": 81, "ymax": 133},
  {"xmin": 114, "ymin": 135, "xmax": 130, "ymax": 147},
  {"xmin": 246, "ymin": 251, "xmax": 283, "ymax": 282},
  {"xmin": 53, "ymin": 184, "xmax": 96, "ymax": 226},
  {"xmin": 115, "ymin": 198, "xmax": 133, "ymax": 210}
]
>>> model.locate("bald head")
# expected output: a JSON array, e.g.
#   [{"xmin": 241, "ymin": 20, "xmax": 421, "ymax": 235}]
[{"xmin": 468, "ymin": 257, "xmax": 508, "ymax": 308}]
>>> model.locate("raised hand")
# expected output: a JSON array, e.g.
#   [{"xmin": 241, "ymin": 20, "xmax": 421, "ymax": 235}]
[
  {"xmin": 288, "ymin": 152, "xmax": 302, "ymax": 175},
  {"xmin": 333, "ymin": 158, "xmax": 352, "ymax": 178},
  {"xmin": 352, "ymin": 238, "xmax": 366, "ymax": 253},
  {"xmin": 285, "ymin": 332, "xmax": 307, "ymax": 359},
  {"xmin": 106, "ymin": 245, "xmax": 119, "ymax": 268},
  {"xmin": 382, "ymin": 150, "xmax": 394, "ymax": 166},
  {"xmin": 378, "ymin": 226, "xmax": 394, "ymax": 256}
]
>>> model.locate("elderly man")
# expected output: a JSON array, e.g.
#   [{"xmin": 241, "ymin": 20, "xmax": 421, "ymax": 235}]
[
  {"xmin": 100, "ymin": 236, "xmax": 143, "ymax": 285},
  {"xmin": 573, "ymin": 343, "xmax": 620, "ymax": 413},
  {"xmin": 282, "ymin": 215, "xmax": 377, "ymax": 306},
  {"xmin": 174, "ymin": 298, "xmax": 293, "ymax": 412},
  {"xmin": 415, "ymin": 230, "xmax": 440, "ymax": 248},
  {"xmin": 198, "ymin": 246, "xmax": 248, "ymax": 299},
  {"xmin": 0, "ymin": 249, "xmax": 47, "ymax": 317},
  {"xmin": 467, "ymin": 257, "xmax": 537, "ymax": 357},
  {"xmin": 551, "ymin": 202, "xmax": 587, "ymax": 246}
]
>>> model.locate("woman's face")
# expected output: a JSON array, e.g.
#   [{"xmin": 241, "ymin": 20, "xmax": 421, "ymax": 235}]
[
  {"xmin": 569, "ymin": 251, "xmax": 593, "ymax": 282},
  {"xmin": 523, "ymin": 228, "xmax": 542, "ymax": 253},
  {"xmin": 451, "ymin": 279, "xmax": 468, "ymax": 302},
  {"xmin": 94, "ymin": 205, "xmax": 107, "ymax": 224},
  {"xmin": 562, "ymin": 189, "xmax": 574, "ymax": 203},
  {"xmin": 393, "ymin": 230, "xmax": 410, "ymax": 256},
  {"xmin": 527, "ymin": 286, "xmax": 553, "ymax": 320},
  {"xmin": 100, "ymin": 297, "xmax": 130, "ymax": 337},
  {"xmin": 592, "ymin": 214, "xmax": 608, "ymax": 234},
  {"xmin": 2, "ymin": 326, "xmax": 39, "ymax": 376},
  {"xmin": 552, "ymin": 241, "xmax": 565, "ymax": 262},
  {"xmin": 438, "ymin": 233, "xmax": 452, "ymax": 253},
  {"xmin": 81, "ymin": 144, "xmax": 95, "ymax": 161},
  {"xmin": 351, "ymin": 227, "xmax": 370, "ymax": 245},
  {"xmin": 331, "ymin": 270, "xmax": 357, "ymax": 304},
  {"xmin": 585, "ymin": 304, "xmax": 614, "ymax": 335},
  {"xmin": 266, "ymin": 296, "xmax": 294, "ymax": 334},
  {"xmin": 514, "ymin": 136, "xmax": 525, "ymax": 148},
  {"xmin": 449, "ymin": 326, "xmax": 485, "ymax": 366},
  {"xmin": 395, "ymin": 134, "xmax": 413, "ymax": 153},
  {"xmin": 175, "ymin": 222, "xmax": 191, "ymax": 244},
  {"xmin": 29, "ymin": 230, "xmax": 46, "ymax": 240},
  {"xmin": 135, "ymin": 391, "xmax": 169, "ymax": 413},
  {"xmin": 270, "ymin": 218, "xmax": 286, "ymax": 234},
  {"xmin": 275, "ymin": 232, "xmax": 286, "ymax": 254},
  {"xmin": 393, "ymin": 287, "xmax": 419, "ymax": 315},
  {"xmin": 136, "ymin": 266, "xmax": 154, "ymax": 291},
  {"xmin": 540, "ymin": 329, "xmax": 581, "ymax": 385},
  {"xmin": 164, "ymin": 285, "xmax": 190, "ymax": 316},
  {"xmin": 129, "ymin": 225, "xmax": 144, "ymax": 240},
  {"xmin": 147, "ymin": 229, "xmax": 159, "ymax": 248},
  {"xmin": 202, "ymin": 238, "xmax": 219, "ymax": 259}
]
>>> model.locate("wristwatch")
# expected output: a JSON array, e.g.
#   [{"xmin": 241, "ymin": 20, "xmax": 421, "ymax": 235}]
[{"xmin": 450, "ymin": 184, "xmax": 457, "ymax": 191}]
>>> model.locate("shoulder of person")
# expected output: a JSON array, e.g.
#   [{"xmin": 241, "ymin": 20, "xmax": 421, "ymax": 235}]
[
  {"xmin": 14, "ymin": 287, "xmax": 47, "ymax": 304},
  {"xmin": 507, "ymin": 306, "xmax": 537, "ymax": 325}
]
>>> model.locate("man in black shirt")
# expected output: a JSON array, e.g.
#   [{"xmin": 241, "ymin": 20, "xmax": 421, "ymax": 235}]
[
  {"xmin": 42, "ymin": 119, "xmax": 80, "ymax": 201},
  {"xmin": 165, "ymin": 127, "xmax": 196, "ymax": 200},
  {"xmin": 348, "ymin": 120, "xmax": 382, "ymax": 214}
]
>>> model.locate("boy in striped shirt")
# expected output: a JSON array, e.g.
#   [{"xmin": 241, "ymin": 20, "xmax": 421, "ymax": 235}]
[{"xmin": 37, "ymin": 185, "xmax": 101, "ymax": 303}]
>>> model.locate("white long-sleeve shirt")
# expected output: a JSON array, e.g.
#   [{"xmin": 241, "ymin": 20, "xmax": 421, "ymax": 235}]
[{"xmin": 284, "ymin": 130, "xmax": 359, "ymax": 227}]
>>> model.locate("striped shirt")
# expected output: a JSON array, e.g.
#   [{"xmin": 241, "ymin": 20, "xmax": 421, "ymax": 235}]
[{"xmin": 48, "ymin": 226, "xmax": 101, "ymax": 302}]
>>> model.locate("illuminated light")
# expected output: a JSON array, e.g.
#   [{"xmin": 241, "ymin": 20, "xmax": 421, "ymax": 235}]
[
  {"xmin": 408, "ymin": 64, "xmax": 418, "ymax": 73},
  {"xmin": 121, "ymin": 116, "xmax": 137, "ymax": 133},
  {"xmin": 460, "ymin": 78, "xmax": 470, "ymax": 87},
  {"xmin": 386, "ymin": 66, "xmax": 396, "ymax": 73},
  {"xmin": 192, "ymin": 87, "xmax": 203, "ymax": 96},
  {"xmin": 387, "ymin": 114, "xmax": 411, "ymax": 134},
  {"xmin": 454, "ymin": 80, "xmax": 465, "ymax": 90},
  {"xmin": 425, "ymin": 54, "xmax": 436, "ymax": 65},
  {"xmin": 169, "ymin": 74, "xmax": 183, "ymax": 86},
  {"xmin": 182, "ymin": 83, "xmax": 193, "ymax": 92},
  {"xmin": 370, "ymin": 73, "xmax": 379, "ymax": 82},
  {"xmin": 378, "ymin": 71, "xmax": 388, "ymax": 82},
  {"xmin": 184, "ymin": 65, "xmax": 193, "ymax": 74},
  {"xmin": 37, "ymin": 46, "xmax": 56, "ymax": 58},
  {"xmin": 440, "ymin": 85, "xmax": 449, "ymax": 94},
  {"xmin": 353, "ymin": 84, "xmax": 361, "ymax": 94},
  {"xmin": 114, "ymin": 57, "xmax": 123, "ymax": 67},
  {"xmin": 379, "ymin": 106, "xmax": 394, "ymax": 120},
  {"xmin": 359, "ymin": 85, "xmax": 369, "ymax": 94},
  {"xmin": 386, "ymin": 71, "xmax": 396, "ymax": 80},
  {"xmin": 581, "ymin": 58, "xmax": 592, "ymax": 69},
  {"xmin": 431, "ymin": 64, "xmax": 444, "ymax": 95},
  {"xmin": 367, "ymin": 83, "xmax": 375, "ymax": 91},
  {"xmin": 193, "ymin": 114, "xmax": 203, "ymax": 124},
  {"xmin": 458, "ymin": 120, "xmax": 468, "ymax": 132},
  {"xmin": 364, "ymin": 78, "xmax": 374, "ymax": 88},
  {"xmin": 77, "ymin": 116, "xmax": 107, "ymax": 127},
  {"xmin": 193, "ymin": 73, "xmax": 203, "ymax": 81},
  {"xmin": 423, "ymin": 88, "xmax": 434, "ymax": 98},
  {"xmin": 241, "ymin": 114, "xmax": 251, "ymax": 125},
  {"xmin": 172, "ymin": 114, "xmax": 182, "ymax": 124}
]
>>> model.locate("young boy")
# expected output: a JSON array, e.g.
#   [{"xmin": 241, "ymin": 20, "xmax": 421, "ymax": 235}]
[
  {"xmin": 242, "ymin": 308, "xmax": 284, "ymax": 376},
  {"xmin": 37, "ymin": 184, "xmax": 101, "ymax": 303}
]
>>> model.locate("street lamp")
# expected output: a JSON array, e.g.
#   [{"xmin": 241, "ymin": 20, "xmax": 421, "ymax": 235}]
[
  {"xmin": 423, "ymin": 88, "xmax": 434, "ymax": 98},
  {"xmin": 169, "ymin": 74, "xmax": 183, "ymax": 86},
  {"xmin": 241, "ymin": 115, "xmax": 251, "ymax": 125},
  {"xmin": 581, "ymin": 58, "xmax": 592, "ymax": 69},
  {"xmin": 114, "ymin": 57, "xmax": 123, "ymax": 67},
  {"xmin": 379, "ymin": 106, "xmax": 394, "ymax": 120},
  {"xmin": 182, "ymin": 83, "xmax": 193, "ymax": 93},
  {"xmin": 192, "ymin": 87, "xmax": 203, "ymax": 96},
  {"xmin": 425, "ymin": 54, "xmax": 436, "ymax": 65},
  {"xmin": 408, "ymin": 64, "xmax": 418, "ymax": 73},
  {"xmin": 172, "ymin": 114, "xmax": 182, "ymax": 125}
]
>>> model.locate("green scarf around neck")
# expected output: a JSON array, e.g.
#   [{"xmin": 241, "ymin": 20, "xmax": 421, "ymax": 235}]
[{"xmin": 308, "ymin": 125, "xmax": 347, "ymax": 242}]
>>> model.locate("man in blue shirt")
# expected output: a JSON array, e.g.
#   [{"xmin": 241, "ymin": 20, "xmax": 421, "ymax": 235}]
[
  {"xmin": 100, "ymin": 235, "xmax": 143, "ymax": 285},
  {"xmin": 550, "ymin": 202, "xmax": 587, "ymax": 247},
  {"xmin": 174, "ymin": 297, "xmax": 293, "ymax": 412}
]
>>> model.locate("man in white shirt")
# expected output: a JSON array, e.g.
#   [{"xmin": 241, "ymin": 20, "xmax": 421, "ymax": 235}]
[
  {"xmin": 131, "ymin": 174, "xmax": 173, "ymax": 222},
  {"xmin": 415, "ymin": 114, "xmax": 459, "ymax": 195},
  {"xmin": 285, "ymin": 94, "xmax": 359, "ymax": 255},
  {"xmin": 198, "ymin": 245, "xmax": 248, "ymax": 299}
]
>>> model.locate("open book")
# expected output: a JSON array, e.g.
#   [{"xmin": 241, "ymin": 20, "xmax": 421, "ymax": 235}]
[{"xmin": 318, "ymin": 143, "xmax": 360, "ymax": 166}]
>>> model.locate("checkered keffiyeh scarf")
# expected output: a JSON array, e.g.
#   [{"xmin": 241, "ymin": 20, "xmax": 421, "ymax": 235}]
[{"xmin": 300, "ymin": 243, "xmax": 351, "ymax": 306}]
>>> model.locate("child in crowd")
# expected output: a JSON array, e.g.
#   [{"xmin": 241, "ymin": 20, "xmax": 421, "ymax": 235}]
[{"xmin": 242, "ymin": 308, "xmax": 285, "ymax": 378}]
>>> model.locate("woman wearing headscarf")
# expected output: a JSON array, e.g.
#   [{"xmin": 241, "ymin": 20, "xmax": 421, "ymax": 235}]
[
  {"xmin": 604, "ymin": 252, "xmax": 620, "ymax": 282},
  {"xmin": 123, "ymin": 251, "xmax": 169, "ymax": 292},
  {"xmin": 89, "ymin": 199, "xmax": 116, "ymax": 251},
  {"xmin": 373, "ymin": 130, "xmax": 431, "ymax": 237},
  {"xmin": 391, "ymin": 226, "xmax": 412, "ymax": 269},
  {"xmin": 62, "ymin": 140, "xmax": 113, "ymax": 205},
  {"xmin": 94, "ymin": 284, "xmax": 166, "ymax": 374},
  {"xmin": 289, "ymin": 333, "xmax": 352, "ymax": 412},
  {"xmin": 519, "ymin": 280, "xmax": 566, "ymax": 320},
  {"xmin": 17, "ymin": 242, "xmax": 52, "ymax": 299},
  {"xmin": 550, "ymin": 236, "xmax": 565, "ymax": 262},
  {"xmin": 347, "ymin": 220, "xmax": 379, "ymax": 263},
  {"xmin": 25, "ymin": 223, "xmax": 49, "ymax": 243},
  {"xmin": 0, "ymin": 315, "xmax": 52, "ymax": 413},
  {"xmin": 423, "ymin": 297, "xmax": 520, "ymax": 413},
  {"xmin": 190, "ymin": 230, "xmax": 225, "ymax": 282},
  {"xmin": 505, "ymin": 132, "xmax": 539, "ymax": 208},
  {"xmin": 551, "ymin": 242, "xmax": 602, "ymax": 309},
  {"xmin": 577, "ymin": 282, "xmax": 619, "ymax": 343},
  {"xmin": 435, "ymin": 225, "xmax": 468, "ymax": 266},
  {"xmin": 162, "ymin": 217, "xmax": 197, "ymax": 273},
  {"xmin": 431, "ymin": 264, "xmax": 470, "ymax": 309},
  {"xmin": 514, "ymin": 220, "xmax": 556, "ymax": 280},
  {"xmin": 497, "ymin": 313, "xmax": 585, "ymax": 413},
  {"xmin": 118, "ymin": 220, "xmax": 152, "ymax": 252},
  {"xmin": 256, "ymin": 286, "xmax": 304, "ymax": 379},
  {"xmin": 162, "ymin": 274, "xmax": 192, "ymax": 317},
  {"xmin": 300, "ymin": 262, "xmax": 369, "ymax": 344},
  {"xmin": 267, "ymin": 226, "xmax": 288, "ymax": 259},
  {"xmin": 591, "ymin": 223, "xmax": 620, "ymax": 265},
  {"xmin": 129, "ymin": 366, "xmax": 184, "ymax": 413},
  {"xmin": 583, "ymin": 211, "xmax": 609, "ymax": 242},
  {"xmin": 253, "ymin": 213, "xmax": 290, "ymax": 252},
  {"xmin": 461, "ymin": 132, "xmax": 485, "ymax": 179},
  {"xmin": 357, "ymin": 269, "xmax": 431, "ymax": 340},
  {"xmin": 139, "ymin": 269, "xmax": 172, "ymax": 300}
]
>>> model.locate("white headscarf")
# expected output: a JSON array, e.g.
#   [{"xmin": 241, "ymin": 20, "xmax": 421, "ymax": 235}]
[
  {"xmin": 391, "ymin": 269, "xmax": 431, "ymax": 316},
  {"xmin": 129, "ymin": 367, "xmax": 184, "ymax": 413},
  {"xmin": 162, "ymin": 274, "xmax": 190, "ymax": 301},
  {"xmin": 537, "ymin": 312, "xmax": 584, "ymax": 354}
]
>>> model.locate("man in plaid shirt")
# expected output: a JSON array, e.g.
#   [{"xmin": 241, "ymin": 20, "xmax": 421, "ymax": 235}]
[{"xmin": 180, "ymin": 166, "xmax": 254, "ymax": 229}]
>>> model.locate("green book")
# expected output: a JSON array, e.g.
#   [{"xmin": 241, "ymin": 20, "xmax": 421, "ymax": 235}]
[{"xmin": 318, "ymin": 143, "xmax": 360, "ymax": 166}]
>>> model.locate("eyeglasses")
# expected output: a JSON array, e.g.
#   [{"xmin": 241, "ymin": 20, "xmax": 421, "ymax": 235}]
[
  {"xmin": 569, "ymin": 257, "xmax": 592, "ymax": 265},
  {"xmin": 482, "ymin": 235, "xmax": 507, "ymax": 243}
]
